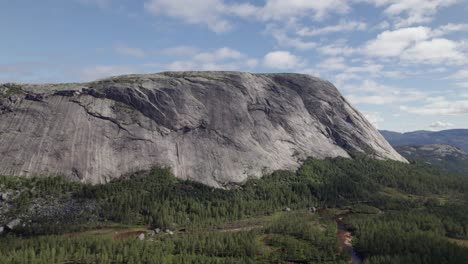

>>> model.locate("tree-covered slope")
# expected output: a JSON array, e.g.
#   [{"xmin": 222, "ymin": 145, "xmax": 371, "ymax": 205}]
[
  {"xmin": 1, "ymin": 155, "xmax": 468, "ymax": 263},
  {"xmin": 395, "ymin": 144, "xmax": 468, "ymax": 176}
]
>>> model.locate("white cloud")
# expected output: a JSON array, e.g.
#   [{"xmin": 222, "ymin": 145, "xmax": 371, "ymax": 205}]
[
  {"xmin": 144, "ymin": 0, "xmax": 354, "ymax": 32},
  {"xmin": 114, "ymin": 45, "xmax": 145, "ymax": 58},
  {"xmin": 448, "ymin": 69, "xmax": 468, "ymax": 80},
  {"xmin": 317, "ymin": 57, "xmax": 348, "ymax": 71},
  {"xmin": 344, "ymin": 80, "xmax": 428, "ymax": 105},
  {"xmin": 429, "ymin": 121, "xmax": 455, "ymax": 130},
  {"xmin": 401, "ymin": 98, "xmax": 468, "ymax": 115},
  {"xmin": 81, "ymin": 65, "xmax": 138, "ymax": 81},
  {"xmin": 363, "ymin": 26, "xmax": 467, "ymax": 64},
  {"xmin": 260, "ymin": 0, "xmax": 351, "ymax": 21},
  {"xmin": 432, "ymin": 23, "xmax": 468, "ymax": 37},
  {"xmin": 364, "ymin": 27, "xmax": 432, "ymax": 57},
  {"xmin": 364, "ymin": 0, "xmax": 459, "ymax": 27},
  {"xmin": 401, "ymin": 38, "xmax": 466, "ymax": 64},
  {"xmin": 297, "ymin": 21, "xmax": 367, "ymax": 37},
  {"xmin": 363, "ymin": 112, "xmax": 384, "ymax": 128},
  {"xmin": 268, "ymin": 29, "xmax": 317, "ymax": 50},
  {"xmin": 165, "ymin": 47, "xmax": 256, "ymax": 71},
  {"xmin": 263, "ymin": 51, "xmax": 305, "ymax": 69},
  {"xmin": 316, "ymin": 57, "xmax": 385, "ymax": 85},
  {"xmin": 193, "ymin": 47, "xmax": 245, "ymax": 62},
  {"xmin": 144, "ymin": 0, "xmax": 257, "ymax": 33},
  {"xmin": 318, "ymin": 42, "xmax": 358, "ymax": 56},
  {"xmin": 456, "ymin": 82, "xmax": 468, "ymax": 88},
  {"xmin": 167, "ymin": 61, "xmax": 239, "ymax": 71}
]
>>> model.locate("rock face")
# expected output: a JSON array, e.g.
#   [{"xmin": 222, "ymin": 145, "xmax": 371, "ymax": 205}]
[{"xmin": 0, "ymin": 72, "xmax": 406, "ymax": 187}]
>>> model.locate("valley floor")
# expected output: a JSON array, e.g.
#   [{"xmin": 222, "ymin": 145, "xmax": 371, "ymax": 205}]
[{"xmin": 1, "ymin": 155, "xmax": 468, "ymax": 263}]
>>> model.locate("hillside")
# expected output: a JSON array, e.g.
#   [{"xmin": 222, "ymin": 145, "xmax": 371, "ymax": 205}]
[
  {"xmin": 0, "ymin": 72, "xmax": 404, "ymax": 187},
  {"xmin": 381, "ymin": 129, "xmax": 468, "ymax": 152},
  {"xmin": 1, "ymin": 155, "xmax": 467, "ymax": 263},
  {"xmin": 394, "ymin": 144, "xmax": 468, "ymax": 176}
]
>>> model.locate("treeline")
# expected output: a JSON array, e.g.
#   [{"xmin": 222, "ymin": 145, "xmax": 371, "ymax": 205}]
[
  {"xmin": 1, "ymin": 154, "xmax": 468, "ymax": 263},
  {"xmin": 3, "ymin": 155, "xmax": 468, "ymax": 234},
  {"xmin": 0, "ymin": 211, "xmax": 343, "ymax": 263},
  {"xmin": 0, "ymin": 232, "xmax": 257, "ymax": 264},
  {"xmin": 347, "ymin": 210, "xmax": 468, "ymax": 264}
]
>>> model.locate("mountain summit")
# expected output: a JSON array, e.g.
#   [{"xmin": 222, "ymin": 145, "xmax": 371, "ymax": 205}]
[{"xmin": 0, "ymin": 72, "xmax": 405, "ymax": 187}]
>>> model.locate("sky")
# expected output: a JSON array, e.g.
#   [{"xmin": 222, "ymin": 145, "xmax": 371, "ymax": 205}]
[{"xmin": 1, "ymin": 0, "xmax": 468, "ymax": 132}]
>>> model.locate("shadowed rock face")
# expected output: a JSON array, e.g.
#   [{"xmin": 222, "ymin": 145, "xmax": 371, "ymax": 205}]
[{"xmin": 0, "ymin": 72, "xmax": 406, "ymax": 187}]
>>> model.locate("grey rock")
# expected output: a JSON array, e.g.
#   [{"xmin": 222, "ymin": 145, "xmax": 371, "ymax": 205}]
[
  {"xmin": 0, "ymin": 72, "xmax": 406, "ymax": 187},
  {"xmin": 138, "ymin": 233, "xmax": 145, "ymax": 240},
  {"xmin": 154, "ymin": 228, "xmax": 161, "ymax": 234},
  {"xmin": 0, "ymin": 192, "xmax": 7, "ymax": 201},
  {"xmin": 6, "ymin": 219, "xmax": 21, "ymax": 230},
  {"xmin": 0, "ymin": 226, "xmax": 4, "ymax": 235}
]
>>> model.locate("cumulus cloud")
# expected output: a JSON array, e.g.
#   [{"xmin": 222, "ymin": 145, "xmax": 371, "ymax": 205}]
[
  {"xmin": 144, "ymin": 0, "xmax": 354, "ymax": 32},
  {"xmin": 144, "ymin": 0, "xmax": 257, "ymax": 33},
  {"xmin": 267, "ymin": 27, "xmax": 317, "ymax": 50},
  {"xmin": 401, "ymin": 38, "xmax": 466, "ymax": 64},
  {"xmin": 166, "ymin": 47, "xmax": 256, "ymax": 71},
  {"xmin": 400, "ymin": 98, "xmax": 468, "ymax": 115},
  {"xmin": 364, "ymin": 27, "xmax": 432, "ymax": 57},
  {"xmin": 263, "ymin": 51, "xmax": 305, "ymax": 69},
  {"xmin": 429, "ymin": 121, "xmax": 455, "ymax": 130},
  {"xmin": 193, "ymin": 47, "xmax": 245, "ymax": 62},
  {"xmin": 260, "ymin": 0, "xmax": 350, "ymax": 21},
  {"xmin": 364, "ymin": 0, "xmax": 459, "ymax": 27},
  {"xmin": 363, "ymin": 26, "xmax": 467, "ymax": 64}
]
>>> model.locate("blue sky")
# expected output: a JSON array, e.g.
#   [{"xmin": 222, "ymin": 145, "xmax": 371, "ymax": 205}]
[{"xmin": 1, "ymin": 0, "xmax": 468, "ymax": 132}]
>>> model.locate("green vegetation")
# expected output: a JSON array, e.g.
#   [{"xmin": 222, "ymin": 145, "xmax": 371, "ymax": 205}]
[
  {"xmin": 1, "ymin": 154, "xmax": 468, "ymax": 263},
  {"xmin": 0, "ymin": 83, "xmax": 24, "ymax": 98}
]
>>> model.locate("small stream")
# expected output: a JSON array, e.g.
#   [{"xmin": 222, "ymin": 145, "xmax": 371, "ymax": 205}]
[{"xmin": 336, "ymin": 215, "xmax": 362, "ymax": 264}]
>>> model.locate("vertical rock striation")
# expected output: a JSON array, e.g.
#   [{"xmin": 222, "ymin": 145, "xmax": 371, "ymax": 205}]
[{"xmin": 0, "ymin": 72, "xmax": 406, "ymax": 187}]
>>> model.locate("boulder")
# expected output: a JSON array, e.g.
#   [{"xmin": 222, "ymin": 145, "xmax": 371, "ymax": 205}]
[{"xmin": 6, "ymin": 219, "xmax": 21, "ymax": 230}]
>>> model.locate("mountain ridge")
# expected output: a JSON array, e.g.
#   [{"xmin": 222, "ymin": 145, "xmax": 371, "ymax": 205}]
[
  {"xmin": 0, "ymin": 71, "xmax": 405, "ymax": 187},
  {"xmin": 380, "ymin": 129, "xmax": 468, "ymax": 152}
]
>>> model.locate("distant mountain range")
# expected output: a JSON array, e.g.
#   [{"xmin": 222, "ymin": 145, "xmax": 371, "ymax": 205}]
[
  {"xmin": 380, "ymin": 129, "xmax": 468, "ymax": 175},
  {"xmin": 380, "ymin": 129, "xmax": 468, "ymax": 153},
  {"xmin": 394, "ymin": 144, "xmax": 468, "ymax": 176}
]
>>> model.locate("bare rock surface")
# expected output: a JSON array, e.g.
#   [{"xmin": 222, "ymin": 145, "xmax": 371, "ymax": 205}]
[{"xmin": 0, "ymin": 72, "xmax": 406, "ymax": 187}]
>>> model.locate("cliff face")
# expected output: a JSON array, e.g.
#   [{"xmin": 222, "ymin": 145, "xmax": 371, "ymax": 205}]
[{"xmin": 0, "ymin": 72, "xmax": 406, "ymax": 187}]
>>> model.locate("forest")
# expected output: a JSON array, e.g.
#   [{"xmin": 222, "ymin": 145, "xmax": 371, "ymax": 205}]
[{"xmin": 1, "ymin": 154, "xmax": 468, "ymax": 263}]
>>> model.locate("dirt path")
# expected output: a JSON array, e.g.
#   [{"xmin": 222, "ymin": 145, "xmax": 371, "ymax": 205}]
[{"xmin": 336, "ymin": 214, "xmax": 362, "ymax": 264}]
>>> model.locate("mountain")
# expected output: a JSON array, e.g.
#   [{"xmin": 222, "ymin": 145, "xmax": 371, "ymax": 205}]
[
  {"xmin": 380, "ymin": 129, "xmax": 468, "ymax": 152},
  {"xmin": 395, "ymin": 144, "xmax": 468, "ymax": 175},
  {"xmin": 0, "ymin": 72, "xmax": 405, "ymax": 187}
]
